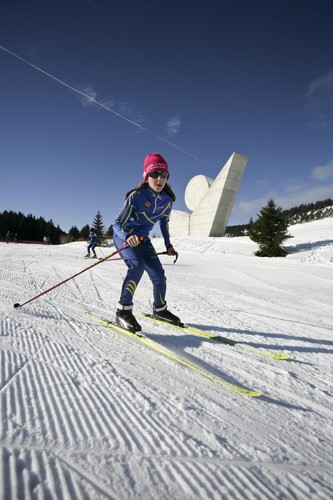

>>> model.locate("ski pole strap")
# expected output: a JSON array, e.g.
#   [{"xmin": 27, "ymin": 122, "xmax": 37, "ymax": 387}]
[{"xmin": 155, "ymin": 251, "xmax": 178, "ymax": 264}]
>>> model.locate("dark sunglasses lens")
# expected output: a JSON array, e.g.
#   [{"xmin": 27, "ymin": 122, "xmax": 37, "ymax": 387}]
[{"xmin": 149, "ymin": 171, "xmax": 168, "ymax": 179}]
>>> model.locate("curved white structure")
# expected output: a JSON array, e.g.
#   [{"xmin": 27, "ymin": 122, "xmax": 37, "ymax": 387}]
[
  {"xmin": 170, "ymin": 152, "xmax": 248, "ymax": 237},
  {"xmin": 184, "ymin": 175, "xmax": 213, "ymax": 211}
]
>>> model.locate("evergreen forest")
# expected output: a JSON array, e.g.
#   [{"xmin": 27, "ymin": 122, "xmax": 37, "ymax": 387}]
[
  {"xmin": 226, "ymin": 198, "xmax": 333, "ymax": 237},
  {"xmin": 0, "ymin": 210, "xmax": 113, "ymax": 245}
]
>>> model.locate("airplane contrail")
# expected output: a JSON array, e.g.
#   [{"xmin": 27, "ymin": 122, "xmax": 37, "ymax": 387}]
[{"xmin": 0, "ymin": 44, "xmax": 201, "ymax": 161}]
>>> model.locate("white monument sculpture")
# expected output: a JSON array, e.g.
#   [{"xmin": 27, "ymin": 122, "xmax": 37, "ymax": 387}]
[{"xmin": 170, "ymin": 151, "xmax": 248, "ymax": 237}]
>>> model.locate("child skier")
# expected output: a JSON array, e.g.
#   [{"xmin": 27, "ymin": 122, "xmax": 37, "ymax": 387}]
[
  {"xmin": 112, "ymin": 153, "xmax": 182, "ymax": 333},
  {"xmin": 86, "ymin": 228, "xmax": 98, "ymax": 258}
]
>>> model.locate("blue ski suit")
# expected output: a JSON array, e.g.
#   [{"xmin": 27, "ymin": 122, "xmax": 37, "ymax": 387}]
[
  {"xmin": 87, "ymin": 231, "xmax": 98, "ymax": 255},
  {"xmin": 113, "ymin": 186, "xmax": 173, "ymax": 308}
]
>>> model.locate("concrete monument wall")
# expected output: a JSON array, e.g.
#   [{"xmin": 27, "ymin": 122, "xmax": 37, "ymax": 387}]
[{"xmin": 170, "ymin": 151, "xmax": 248, "ymax": 237}]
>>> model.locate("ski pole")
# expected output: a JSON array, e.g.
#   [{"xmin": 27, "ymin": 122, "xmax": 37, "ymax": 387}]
[{"xmin": 13, "ymin": 243, "xmax": 129, "ymax": 309}]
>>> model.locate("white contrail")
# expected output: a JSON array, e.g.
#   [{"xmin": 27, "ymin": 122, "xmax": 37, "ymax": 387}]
[{"xmin": 0, "ymin": 44, "xmax": 203, "ymax": 161}]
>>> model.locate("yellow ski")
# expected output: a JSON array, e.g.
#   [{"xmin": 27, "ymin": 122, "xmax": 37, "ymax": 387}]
[
  {"xmin": 143, "ymin": 314, "xmax": 291, "ymax": 360},
  {"xmin": 87, "ymin": 313, "xmax": 262, "ymax": 398}
]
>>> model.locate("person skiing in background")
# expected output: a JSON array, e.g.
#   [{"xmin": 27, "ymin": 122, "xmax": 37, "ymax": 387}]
[
  {"xmin": 86, "ymin": 228, "xmax": 98, "ymax": 258},
  {"xmin": 113, "ymin": 152, "xmax": 182, "ymax": 333}
]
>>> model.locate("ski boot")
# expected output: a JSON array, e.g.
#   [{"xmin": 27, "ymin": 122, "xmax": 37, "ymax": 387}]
[
  {"xmin": 153, "ymin": 304, "xmax": 184, "ymax": 327},
  {"xmin": 116, "ymin": 303, "xmax": 142, "ymax": 333}
]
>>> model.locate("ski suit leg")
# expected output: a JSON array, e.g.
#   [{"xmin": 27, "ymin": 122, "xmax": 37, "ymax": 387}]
[
  {"xmin": 113, "ymin": 234, "xmax": 145, "ymax": 305},
  {"xmin": 87, "ymin": 242, "xmax": 97, "ymax": 256},
  {"xmin": 114, "ymin": 235, "xmax": 166, "ymax": 306},
  {"xmin": 140, "ymin": 239, "xmax": 167, "ymax": 307}
]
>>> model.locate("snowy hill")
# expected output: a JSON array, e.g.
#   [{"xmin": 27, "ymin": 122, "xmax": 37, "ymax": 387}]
[{"xmin": 1, "ymin": 218, "xmax": 333, "ymax": 499}]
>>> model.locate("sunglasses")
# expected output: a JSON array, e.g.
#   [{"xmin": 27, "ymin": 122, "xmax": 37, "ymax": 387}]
[{"xmin": 148, "ymin": 171, "xmax": 169, "ymax": 179}]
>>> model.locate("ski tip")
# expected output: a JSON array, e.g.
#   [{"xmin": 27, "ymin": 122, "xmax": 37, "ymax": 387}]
[
  {"xmin": 251, "ymin": 348, "xmax": 291, "ymax": 360},
  {"xmin": 246, "ymin": 390, "xmax": 262, "ymax": 397},
  {"xmin": 228, "ymin": 386, "xmax": 262, "ymax": 397},
  {"xmin": 272, "ymin": 353, "xmax": 291, "ymax": 360}
]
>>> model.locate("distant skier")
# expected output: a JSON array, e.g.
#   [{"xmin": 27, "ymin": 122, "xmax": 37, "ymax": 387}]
[
  {"xmin": 112, "ymin": 152, "xmax": 181, "ymax": 333},
  {"xmin": 86, "ymin": 229, "xmax": 98, "ymax": 258}
]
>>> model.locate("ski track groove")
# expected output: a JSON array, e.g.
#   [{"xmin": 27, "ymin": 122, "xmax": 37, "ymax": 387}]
[{"xmin": 3, "ymin": 444, "xmax": 332, "ymax": 500}]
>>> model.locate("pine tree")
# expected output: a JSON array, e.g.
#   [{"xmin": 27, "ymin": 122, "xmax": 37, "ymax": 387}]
[
  {"xmin": 105, "ymin": 224, "xmax": 114, "ymax": 239},
  {"xmin": 91, "ymin": 211, "xmax": 105, "ymax": 242},
  {"xmin": 68, "ymin": 226, "xmax": 80, "ymax": 242},
  {"xmin": 248, "ymin": 199, "xmax": 292, "ymax": 257},
  {"xmin": 79, "ymin": 224, "xmax": 90, "ymax": 240}
]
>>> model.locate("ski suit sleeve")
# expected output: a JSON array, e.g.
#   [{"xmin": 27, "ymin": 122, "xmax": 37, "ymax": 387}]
[
  {"xmin": 113, "ymin": 194, "xmax": 137, "ymax": 241},
  {"xmin": 159, "ymin": 208, "xmax": 172, "ymax": 248}
]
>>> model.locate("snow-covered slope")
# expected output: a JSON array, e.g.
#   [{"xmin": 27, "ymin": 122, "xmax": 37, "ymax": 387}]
[{"xmin": 1, "ymin": 218, "xmax": 333, "ymax": 499}]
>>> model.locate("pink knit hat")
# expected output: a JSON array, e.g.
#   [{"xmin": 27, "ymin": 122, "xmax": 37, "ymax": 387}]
[{"xmin": 143, "ymin": 153, "xmax": 169, "ymax": 182}]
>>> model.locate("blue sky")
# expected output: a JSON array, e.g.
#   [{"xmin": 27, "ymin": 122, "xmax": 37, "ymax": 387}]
[{"xmin": 1, "ymin": 0, "xmax": 333, "ymax": 233}]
